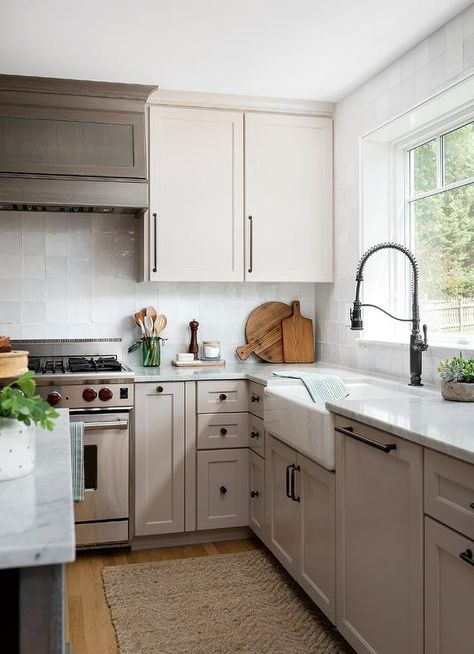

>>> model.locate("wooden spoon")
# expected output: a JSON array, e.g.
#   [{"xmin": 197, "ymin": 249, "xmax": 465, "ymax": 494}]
[
  {"xmin": 154, "ymin": 314, "xmax": 167, "ymax": 337},
  {"xmin": 134, "ymin": 311, "xmax": 145, "ymax": 336}
]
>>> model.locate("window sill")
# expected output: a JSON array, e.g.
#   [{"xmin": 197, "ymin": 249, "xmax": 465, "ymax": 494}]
[{"xmin": 356, "ymin": 337, "xmax": 474, "ymax": 354}]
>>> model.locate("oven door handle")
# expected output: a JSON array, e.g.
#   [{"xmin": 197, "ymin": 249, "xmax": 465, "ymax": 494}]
[{"xmin": 82, "ymin": 420, "xmax": 128, "ymax": 431}]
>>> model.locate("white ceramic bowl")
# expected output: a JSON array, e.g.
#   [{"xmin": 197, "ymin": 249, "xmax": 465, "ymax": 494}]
[{"xmin": 0, "ymin": 418, "xmax": 36, "ymax": 481}]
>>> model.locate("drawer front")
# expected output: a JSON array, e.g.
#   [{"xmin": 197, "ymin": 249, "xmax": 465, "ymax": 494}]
[
  {"xmin": 249, "ymin": 450, "xmax": 265, "ymax": 540},
  {"xmin": 197, "ymin": 413, "xmax": 249, "ymax": 449},
  {"xmin": 197, "ymin": 449, "xmax": 249, "ymax": 530},
  {"xmin": 249, "ymin": 414, "xmax": 265, "ymax": 456},
  {"xmin": 248, "ymin": 381, "xmax": 264, "ymax": 418},
  {"xmin": 197, "ymin": 380, "xmax": 248, "ymax": 414},
  {"xmin": 425, "ymin": 449, "xmax": 474, "ymax": 539}
]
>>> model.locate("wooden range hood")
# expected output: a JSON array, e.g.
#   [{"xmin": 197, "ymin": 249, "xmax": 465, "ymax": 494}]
[{"xmin": 0, "ymin": 75, "xmax": 157, "ymax": 214}]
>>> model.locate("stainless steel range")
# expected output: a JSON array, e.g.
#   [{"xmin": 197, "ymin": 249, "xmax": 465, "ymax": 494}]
[{"xmin": 13, "ymin": 339, "xmax": 134, "ymax": 548}]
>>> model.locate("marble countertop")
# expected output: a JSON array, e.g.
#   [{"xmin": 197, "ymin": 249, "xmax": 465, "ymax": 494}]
[
  {"xmin": 326, "ymin": 382, "xmax": 474, "ymax": 464},
  {"xmin": 132, "ymin": 361, "xmax": 368, "ymax": 385},
  {"xmin": 0, "ymin": 410, "xmax": 75, "ymax": 570},
  {"xmin": 133, "ymin": 362, "xmax": 473, "ymax": 464}
]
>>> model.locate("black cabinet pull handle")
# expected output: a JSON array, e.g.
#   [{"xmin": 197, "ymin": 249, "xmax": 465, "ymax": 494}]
[
  {"xmin": 156, "ymin": 385, "xmax": 163, "ymax": 393},
  {"xmin": 250, "ymin": 490, "xmax": 259, "ymax": 498},
  {"xmin": 152, "ymin": 212, "xmax": 158, "ymax": 273},
  {"xmin": 220, "ymin": 427, "xmax": 227, "ymax": 436},
  {"xmin": 335, "ymin": 426, "xmax": 397, "ymax": 453},
  {"xmin": 250, "ymin": 431, "xmax": 259, "ymax": 439},
  {"xmin": 248, "ymin": 215, "xmax": 253, "ymax": 273},
  {"xmin": 251, "ymin": 394, "xmax": 260, "ymax": 403},
  {"xmin": 290, "ymin": 464, "xmax": 300, "ymax": 502},
  {"xmin": 219, "ymin": 485, "xmax": 227, "ymax": 495},
  {"xmin": 459, "ymin": 549, "xmax": 474, "ymax": 566},
  {"xmin": 285, "ymin": 464, "xmax": 292, "ymax": 499},
  {"xmin": 219, "ymin": 393, "xmax": 227, "ymax": 401}
]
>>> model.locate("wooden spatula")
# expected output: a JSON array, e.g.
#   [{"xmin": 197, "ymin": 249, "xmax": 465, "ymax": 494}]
[{"xmin": 281, "ymin": 300, "xmax": 315, "ymax": 363}]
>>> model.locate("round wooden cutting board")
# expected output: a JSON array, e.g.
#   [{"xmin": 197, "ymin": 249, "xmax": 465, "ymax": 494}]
[{"xmin": 236, "ymin": 301, "xmax": 293, "ymax": 363}]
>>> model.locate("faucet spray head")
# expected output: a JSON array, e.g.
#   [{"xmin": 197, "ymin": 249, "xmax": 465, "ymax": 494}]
[{"xmin": 350, "ymin": 301, "xmax": 364, "ymax": 330}]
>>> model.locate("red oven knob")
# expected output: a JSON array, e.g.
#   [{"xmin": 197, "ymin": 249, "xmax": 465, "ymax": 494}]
[
  {"xmin": 82, "ymin": 387, "xmax": 97, "ymax": 402},
  {"xmin": 47, "ymin": 391, "xmax": 62, "ymax": 406},
  {"xmin": 98, "ymin": 387, "xmax": 113, "ymax": 402}
]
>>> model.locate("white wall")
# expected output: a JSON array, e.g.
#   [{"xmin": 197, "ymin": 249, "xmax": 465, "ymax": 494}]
[
  {"xmin": 316, "ymin": 4, "xmax": 474, "ymax": 384},
  {"xmin": 0, "ymin": 211, "xmax": 315, "ymax": 365}
]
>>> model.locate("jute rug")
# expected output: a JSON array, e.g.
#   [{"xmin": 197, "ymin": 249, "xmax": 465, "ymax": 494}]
[{"xmin": 102, "ymin": 549, "xmax": 353, "ymax": 654}]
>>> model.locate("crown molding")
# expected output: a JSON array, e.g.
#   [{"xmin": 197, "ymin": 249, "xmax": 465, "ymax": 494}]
[{"xmin": 148, "ymin": 88, "xmax": 334, "ymax": 117}]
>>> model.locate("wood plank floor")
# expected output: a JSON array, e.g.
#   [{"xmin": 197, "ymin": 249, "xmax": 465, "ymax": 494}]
[{"xmin": 66, "ymin": 538, "xmax": 261, "ymax": 654}]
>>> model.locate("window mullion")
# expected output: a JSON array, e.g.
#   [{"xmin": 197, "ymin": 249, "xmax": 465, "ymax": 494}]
[{"xmin": 436, "ymin": 134, "xmax": 443, "ymax": 188}]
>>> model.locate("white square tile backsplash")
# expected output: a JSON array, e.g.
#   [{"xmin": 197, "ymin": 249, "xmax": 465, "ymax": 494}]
[{"xmin": 0, "ymin": 211, "xmax": 315, "ymax": 366}]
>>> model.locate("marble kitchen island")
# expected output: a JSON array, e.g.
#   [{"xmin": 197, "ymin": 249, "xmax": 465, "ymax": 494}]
[{"xmin": 0, "ymin": 410, "xmax": 75, "ymax": 654}]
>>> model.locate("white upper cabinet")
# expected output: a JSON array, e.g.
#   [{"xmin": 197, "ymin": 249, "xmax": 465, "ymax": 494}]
[
  {"xmin": 244, "ymin": 113, "xmax": 333, "ymax": 282},
  {"xmin": 148, "ymin": 106, "xmax": 244, "ymax": 281},
  {"xmin": 145, "ymin": 103, "xmax": 333, "ymax": 283}
]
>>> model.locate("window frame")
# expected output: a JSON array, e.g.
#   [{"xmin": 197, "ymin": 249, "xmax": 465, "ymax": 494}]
[{"xmin": 390, "ymin": 112, "xmax": 474, "ymax": 346}]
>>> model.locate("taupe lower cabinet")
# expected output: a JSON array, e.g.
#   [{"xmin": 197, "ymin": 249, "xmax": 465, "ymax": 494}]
[
  {"xmin": 134, "ymin": 382, "xmax": 185, "ymax": 536},
  {"xmin": 425, "ymin": 517, "xmax": 474, "ymax": 654},
  {"xmin": 249, "ymin": 450, "xmax": 265, "ymax": 540},
  {"xmin": 265, "ymin": 434, "xmax": 336, "ymax": 622},
  {"xmin": 335, "ymin": 417, "xmax": 423, "ymax": 654}
]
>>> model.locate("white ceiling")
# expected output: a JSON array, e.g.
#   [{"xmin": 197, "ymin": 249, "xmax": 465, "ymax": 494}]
[{"xmin": 0, "ymin": 0, "xmax": 470, "ymax": 101}]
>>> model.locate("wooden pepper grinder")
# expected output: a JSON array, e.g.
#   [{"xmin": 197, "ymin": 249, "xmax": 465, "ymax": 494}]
[{"xmin": 188, "ymin": 319, "xmax": 199, "ymax": 360}]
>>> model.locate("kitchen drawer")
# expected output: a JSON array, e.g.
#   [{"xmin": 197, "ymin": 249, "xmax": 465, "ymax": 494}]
[
  {"xmin": 197, "ymin": 449, "xmax": 249, "ymax": 529},
  {"xmin": 248, "ymin": 381, "xmax": 264, "ymax": 418},
  {"xmin": 197, "ymin": 380, "xmax": 248, "ymax": 414},
  {"xmin": 249, "ymin": 414, "xmax": 265, "ymax": 457},
  {"xmin": 197, "ymin": 413, "xmax": 249, "ymax": 449},
  {"xmin": 249, "ymin": 450, "xmax": 265, "ymax": 540},
  {"xmin": 425, "ymin": 449, "xmax": 474, "ymax": 540}
]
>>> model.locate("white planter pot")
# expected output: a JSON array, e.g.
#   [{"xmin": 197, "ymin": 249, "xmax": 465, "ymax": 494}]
[{"xmin": 0, "ymin": 418, "xmax": 36, "ymax": 481}]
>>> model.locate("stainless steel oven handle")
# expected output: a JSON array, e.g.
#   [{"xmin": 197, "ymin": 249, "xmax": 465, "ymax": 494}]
[{"xmin": 82, "ymin": 420, "xmax": 128, "ymax": 430}]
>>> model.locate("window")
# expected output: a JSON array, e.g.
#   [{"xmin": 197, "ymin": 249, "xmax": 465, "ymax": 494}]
[{"xmin": 405, "ymin": 122, "xmax": 474, "ymax": 338}]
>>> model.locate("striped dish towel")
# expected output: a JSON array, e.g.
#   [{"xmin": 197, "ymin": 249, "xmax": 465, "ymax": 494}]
[
  {"xmin": 273, "ymin": 371, "xmax": 349, "ymax": 404},
  {"xmin": 69, "ymin": 421, "xmax": 85, "ymax": 502}
]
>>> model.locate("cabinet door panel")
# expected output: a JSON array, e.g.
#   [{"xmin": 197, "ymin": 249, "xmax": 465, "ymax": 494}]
[
  {"xmin": 245, "ymin": 112, "xmax": 332, "ymax": 282},
  {"xmin": 335, "ymin": 417, "xmax": 423, "ymax": 654},
  {"xmin": 134, "ymin": 383, "xmax": 185, "ymax": 536},
  {"xmin": 298, "ymin": 453, "xmax": 335, "ymax": 623},
  {"xmin": 249, "ymin": 414, "xmax": 265, "ymax": 456},
  {"xmin": 249, "ymin": 450, "xmax": 265, "ymax": 540},
  {"xmin": 197, "ymin": 449, "xmax": 249, "ymax": 529},
  {"xmin": 425, "ymin": 517, "xmax": 474, "ymax": 654},
  {"xmin": 149, "ymin": 106, "xmax": 244, "ymax": 281},
  {"xmin": 265, "ymin": 434, "xmax": 298, "ymax": 576}
]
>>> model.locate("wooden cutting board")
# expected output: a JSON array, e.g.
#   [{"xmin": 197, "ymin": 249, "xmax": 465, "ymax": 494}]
[
  {"xmin": 282, "ymin": 300, "xmax": 315, "ymax": 363},
  {"xmin": 236, "ymin": 301, "xmax": 293, "ymax": 362}
]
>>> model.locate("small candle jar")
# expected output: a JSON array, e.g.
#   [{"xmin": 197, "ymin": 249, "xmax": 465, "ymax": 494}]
[{"xmin": 201, "ymin": 340, "xmax": 221, "ymax": 361}]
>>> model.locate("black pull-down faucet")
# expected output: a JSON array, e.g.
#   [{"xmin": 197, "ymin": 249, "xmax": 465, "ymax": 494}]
[{"xmin": 349, "ymin": 242, "xmax": 429, "ymax": 386}]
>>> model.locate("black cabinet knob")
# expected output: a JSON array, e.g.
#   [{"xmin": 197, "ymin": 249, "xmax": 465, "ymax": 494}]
[
  {"xmin": 219, "ymin": 393, "xmax": 227, "ymax": 401},
  {"xmin": 156, "ymin": 386, "xmax": 163, "ymax": 393},
  {"xmin": 251, "ymin": 394, "xmax": 260, "ymax": 403},
  {"xmin": 220, "ymin": 427, "xmax": 228, "ymax": 436},
  {"xmin": 219, "ymin": 485, "xmax": 227, "ymax": 494},
  {"xmin": 250, "ymin": 431, "xmax": 259, "ymax": 439},
  {"xmin": 250, "ymin": 490, "xmax": 260, "ymax": 498}
]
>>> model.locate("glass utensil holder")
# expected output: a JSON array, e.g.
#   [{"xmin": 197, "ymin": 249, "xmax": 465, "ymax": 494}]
[{"xmin": 142, "ymin": 337, "xmax": 161, "ymax": 367}]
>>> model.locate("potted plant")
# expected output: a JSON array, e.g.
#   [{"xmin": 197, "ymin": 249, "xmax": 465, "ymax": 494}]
[
  {"xmin": 0, "ymin": 371, "xmax": 59, "ymax": 480},
  {"xmin": 437, "ymin": 353, "xmax": 474, "ymax": 402}
]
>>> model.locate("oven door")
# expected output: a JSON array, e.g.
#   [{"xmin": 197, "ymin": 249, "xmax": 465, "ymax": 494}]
[{"xmin": 70, "ymin": 411, "xmax": 129, "ymax": 524}]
